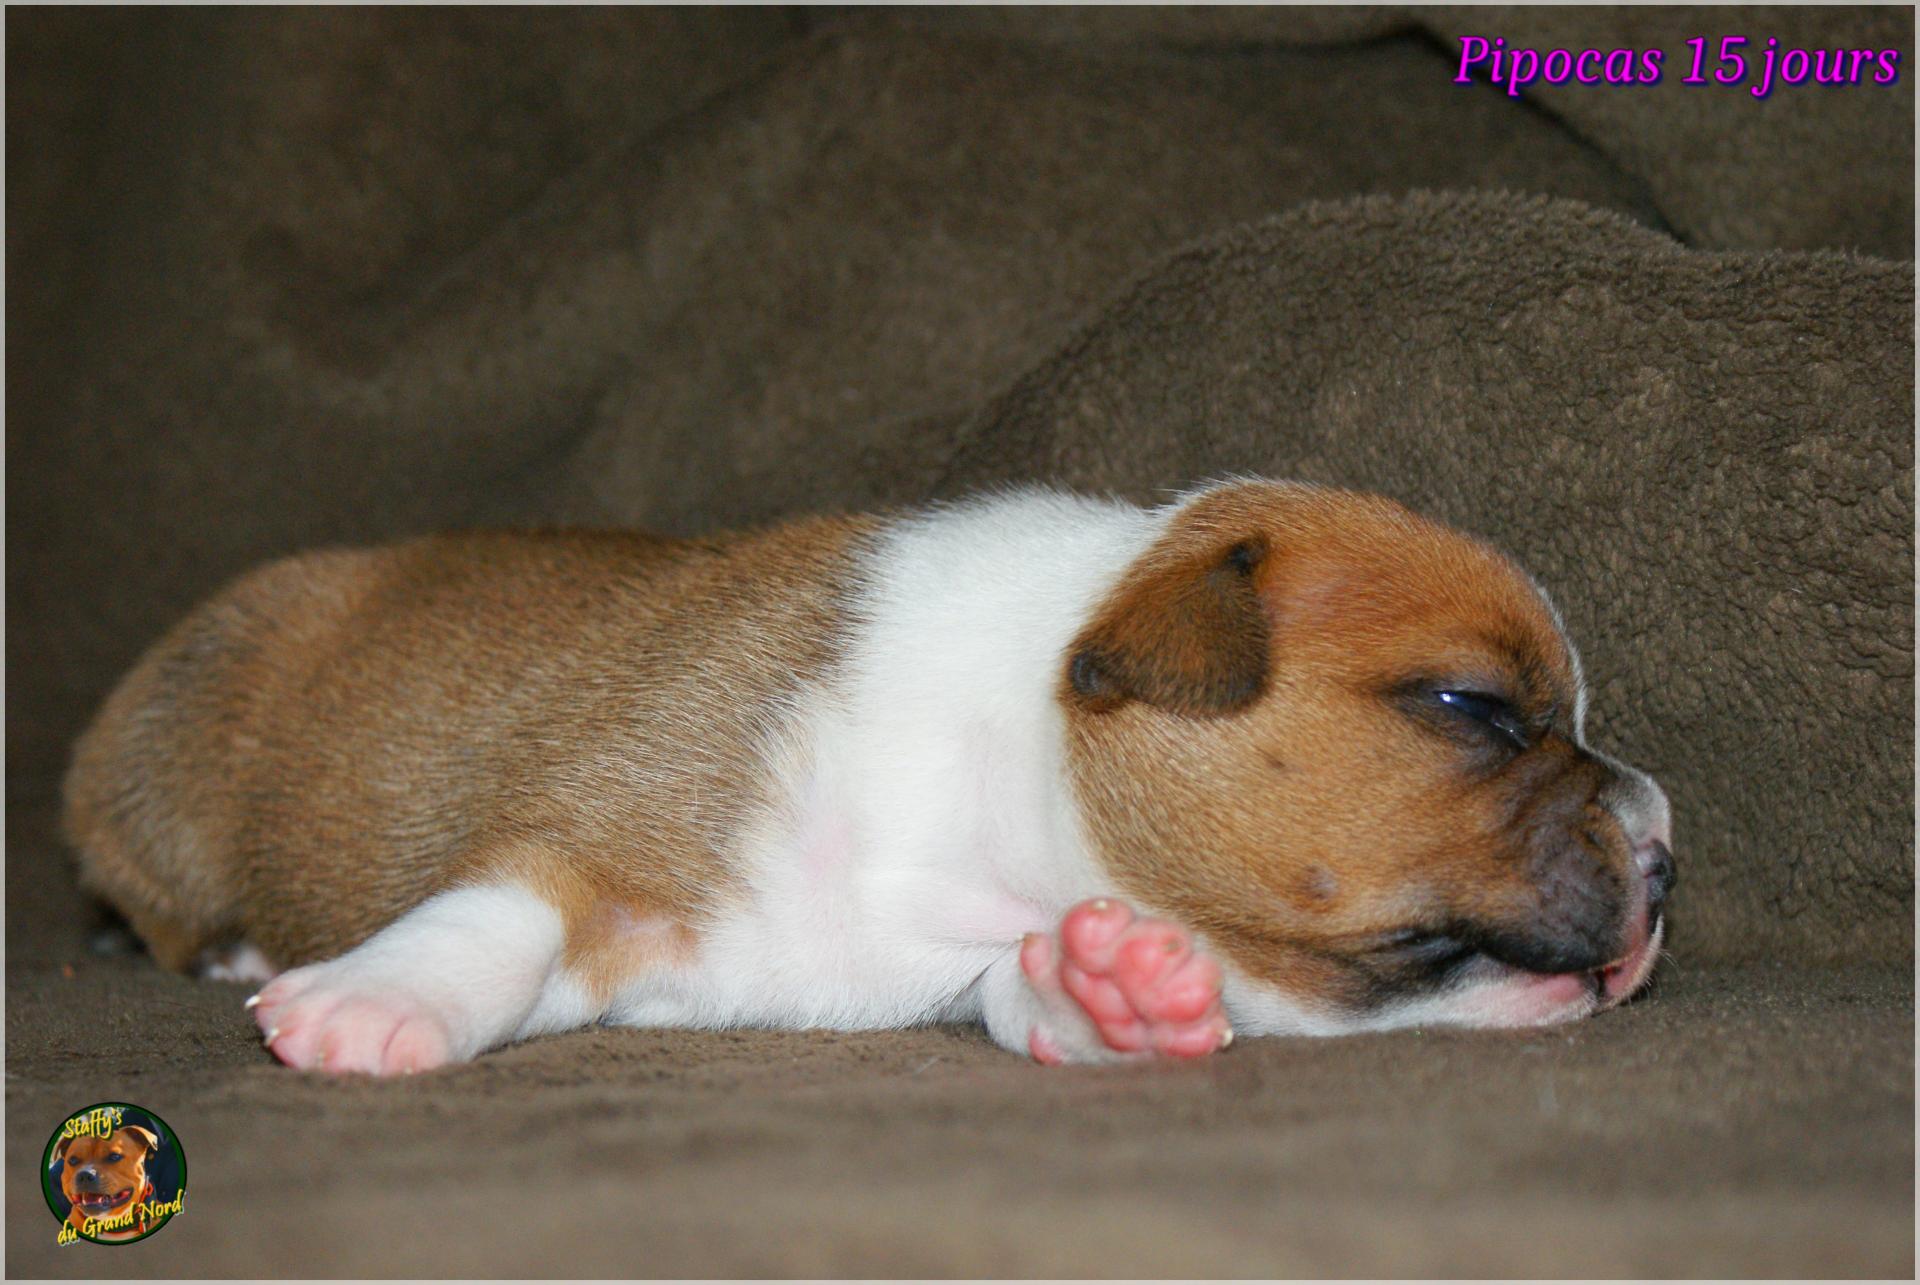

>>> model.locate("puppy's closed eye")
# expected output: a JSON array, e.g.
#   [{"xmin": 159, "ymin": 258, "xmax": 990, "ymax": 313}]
[
  {"xmin": 1432, "ymin": 689, "xmax": 1530, "ymax": 750},
  {"xmin": 1388, "ymin": 681, "xmax": 1533, "ymax": 755}
]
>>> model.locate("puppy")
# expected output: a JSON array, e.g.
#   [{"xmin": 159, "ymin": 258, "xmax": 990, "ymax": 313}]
[
  {"xmin": 55, "ymin": 1127, "xmax": 161, "ymax": 1240},
  {"xmin": 63, "ymin": 479, "xmax": 1674, "ymax": 1073}
]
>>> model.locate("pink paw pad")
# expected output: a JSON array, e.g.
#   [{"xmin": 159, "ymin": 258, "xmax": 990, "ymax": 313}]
[
  {"xmin": 250, "ymin": 974, "xmax": 451, "ymax": 1076},
  {"xmin": 1022, "ymin": 898, "xmax": 1232, "ymax": 1060}
]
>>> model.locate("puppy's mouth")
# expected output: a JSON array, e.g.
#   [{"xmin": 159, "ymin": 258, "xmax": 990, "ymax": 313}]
[
  {"xmin": 71, "ymin": 1188, "xmax": 135, "ymax": 1214},
  {"xmin": 1466, "ymin": 905, "xmax": 1667, "ymax": 1025},
  {"xmin": 1590, "ymin": 908, "xmax": 1663, "ymax": 1005},
  {"xmin": 1368, "ymin": 903, "xmax": 1664, "ymax": 1028}
]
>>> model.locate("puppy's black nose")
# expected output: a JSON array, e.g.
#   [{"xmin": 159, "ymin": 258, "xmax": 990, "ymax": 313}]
[
  {"xmin": 1639, "ymin": 840, "xmax": 1676, "ymax": 913},
  {"xmin": 78, "ymin": 1167, "xmax": 99, "ymax": 1184}
]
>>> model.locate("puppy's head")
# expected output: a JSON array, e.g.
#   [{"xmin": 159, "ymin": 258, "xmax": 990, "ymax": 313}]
[
  {"xmin": 1063, "ymin": 481, "xmax": 1673, "ymax": 1034},
  {"xmin": 56, "ymin": 1127, "xmax": 159, "ymax": 1223}
]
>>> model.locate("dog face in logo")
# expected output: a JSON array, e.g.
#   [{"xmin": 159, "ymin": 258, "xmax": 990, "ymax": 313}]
[{"xmin": 55, "ymin": 1127, "xmax": 161, "ymax": 1238}]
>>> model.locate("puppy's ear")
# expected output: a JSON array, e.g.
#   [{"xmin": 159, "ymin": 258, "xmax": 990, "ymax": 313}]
[
  {"xmin": 52, "ymin": 1135, "xmax": 74, "ymax": 1165},
  {"xmin": 1067, "ymin": 533, "xmax": 1270, "ymax": 716},
  {"xmin": 117, "ymin": 1127, "xmax": 161, "ymax": 1157}
]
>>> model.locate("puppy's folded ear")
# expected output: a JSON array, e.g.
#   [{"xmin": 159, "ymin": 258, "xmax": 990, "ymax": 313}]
[
  {"xmin": 1067, "ymin": 533, "xmax": 1270, "ymax": 717},
  {"xmin": 52, "ymin": 1135, "xmax": 74, "ymax": 1165},
  {"xmin": 118, "ymin": 1127, "xmax": 161, "ymax": 1157}
]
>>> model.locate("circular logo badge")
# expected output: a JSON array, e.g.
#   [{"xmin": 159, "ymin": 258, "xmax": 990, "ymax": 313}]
[{"xmin": 42, "ymin": 1103, "xmax": 187, "ymax": 1246}]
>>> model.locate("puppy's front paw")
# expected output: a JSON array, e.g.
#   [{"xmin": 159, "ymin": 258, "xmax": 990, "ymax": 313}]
[
  {"xmin": 250, "ymin": 964, "xmax": 453, "ymax": 1076},
  {"xmin": 1020, "ymin": 898, "xmax": 1232, "ymax": 1064}
]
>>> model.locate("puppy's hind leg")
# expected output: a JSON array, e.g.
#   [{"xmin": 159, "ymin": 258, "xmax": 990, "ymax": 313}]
[{"xmin": 250, "ymin": 883, "xmax": 574, "ymax": 1076}]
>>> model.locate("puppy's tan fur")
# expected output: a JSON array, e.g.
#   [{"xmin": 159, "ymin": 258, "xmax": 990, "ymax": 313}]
[
  {"xmin": 1063, "ymin": 485, "xmax": 1634, "ymax": 1009},
  {"xmin": 65, "ymin": 518, "xmax": 876, "ymax": 994}
]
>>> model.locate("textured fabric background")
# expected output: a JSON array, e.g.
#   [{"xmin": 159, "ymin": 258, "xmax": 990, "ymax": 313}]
[
  {"xmin": 940, "ymin": 193, "xmax": 1913, "ymax": 967},
  {"xmin": 6, "ymin": 6, "xmax": 1912, "ymax": 1277}
]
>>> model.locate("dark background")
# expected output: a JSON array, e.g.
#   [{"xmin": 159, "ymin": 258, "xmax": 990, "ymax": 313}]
[{"xmin": 7, "ymin": 6, "xmax": 1912, "ymax": 1276}]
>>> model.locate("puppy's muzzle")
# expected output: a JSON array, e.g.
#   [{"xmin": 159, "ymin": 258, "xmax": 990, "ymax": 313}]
[{"xmin": 1589, "ymin": 834, "xmax": 1675, "ymax": 1003}]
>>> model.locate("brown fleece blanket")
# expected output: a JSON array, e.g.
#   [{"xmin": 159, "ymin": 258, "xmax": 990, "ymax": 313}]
[{"xmin": 6, "ymin": 7, "xmax": 1912, "ymax": 1277}]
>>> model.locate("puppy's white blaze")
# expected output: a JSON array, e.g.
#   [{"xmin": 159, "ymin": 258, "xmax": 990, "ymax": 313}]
[
  {"xmin": 1524, "ymin": 570, "xmax": 1672, "ymax": 848},
  {"xmin": 1520, "ymin": 569, "xmax": 1590, "ymax": 739},
  {"xmin": 1599, "ymin": 751, "xmax": 1674, "ymax": 849}
]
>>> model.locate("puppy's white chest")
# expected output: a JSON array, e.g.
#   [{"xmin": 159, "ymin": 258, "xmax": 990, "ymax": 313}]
[
  {"xmin": 599, "ymin": 752, "xmax": 1054, "ymax": 1032},
  {"xmin": 595, "ymin": 495, "xmax": 1158, "ymax": 1031}
]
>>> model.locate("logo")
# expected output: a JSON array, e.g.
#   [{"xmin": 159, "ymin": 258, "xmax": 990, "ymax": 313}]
[{"xmin": 42, "ymin": 1103, "xmax": 187, "ymax": 1246}]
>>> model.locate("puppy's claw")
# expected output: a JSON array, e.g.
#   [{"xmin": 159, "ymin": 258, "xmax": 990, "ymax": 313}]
[
  {"xmin": 244, "ymin": 993, "xmax": 262, "ymax": 1010},
  {"xmin": 263, "ymin": 1026, "xmax": 280, "ymax": 1044},
  {"xmin": 1220, "ymin": 1025, "xmax": 1234, "ymax": 1049}
]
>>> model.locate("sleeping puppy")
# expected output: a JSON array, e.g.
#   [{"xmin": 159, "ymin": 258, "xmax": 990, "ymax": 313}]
[{"xmin": 63, "ymin": 479, "xmax": 1673, "ymax": 1073}]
